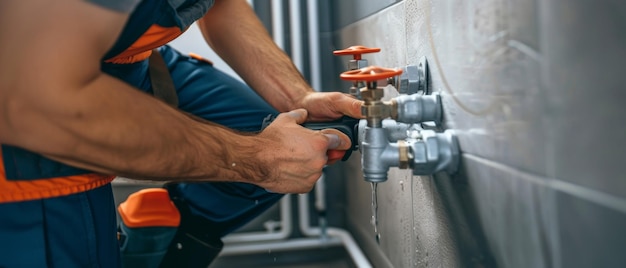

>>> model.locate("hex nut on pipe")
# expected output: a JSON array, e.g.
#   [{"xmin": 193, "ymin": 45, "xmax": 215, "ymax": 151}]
[
  {"xmin": 409, "ymin": 130, "xmax": 460, "ymax": 175},
  {"xmin": 396, "ymin": 65, "xmax": 420, "ymax": 95},
  {"xmin": 360, "ymin": 87, "xmax": 385, "ymax": 101}
]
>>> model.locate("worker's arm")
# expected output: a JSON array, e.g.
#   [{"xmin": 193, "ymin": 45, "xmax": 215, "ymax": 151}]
[
  {"xmin": 0, "ymin": 0, "xmax": 349, "ymax": 193},
  {"xmin": 197, "ymin": 0, "xmax": 363, "ymax": 122}
]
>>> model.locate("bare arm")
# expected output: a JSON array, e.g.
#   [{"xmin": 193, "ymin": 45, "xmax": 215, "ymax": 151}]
[
  {"xmin": 197, "ymin": 0, "xmax": 363, "ymax": 120},
  {"xmin": 0, "ymin": 0, "xmax": 347, "ymax": 193}
]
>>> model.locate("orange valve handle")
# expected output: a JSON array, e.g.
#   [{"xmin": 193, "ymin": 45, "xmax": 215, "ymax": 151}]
[
  {"xmin": 333, "ymin": 45, "xmax": 381, "ymax": 60},
  {"xmin": 340, "ymin": 66, "xmax": 403, "ymax": 82}
]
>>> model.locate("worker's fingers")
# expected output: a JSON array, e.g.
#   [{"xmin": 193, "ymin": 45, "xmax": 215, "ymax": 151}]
[
  {"xmin": 331, "ymin": 94, "xmax": 364, "ymax": 119},
  {"xmin": 320, "ymin": 128, "xmax": 351, "ymax": 150},
  {"xmin": 275, "ymin": 109, "xmax": 308, "ymax": 125},
  {"xmin": 321, "ymin": 128, "xmax": 350, "ymax": 165},
  {"xmin": 295, "ymin": 92, "xmax": 364, "ymax": 121},
  {"xmin": 323, "ymin": 133, "xmax": 341, "ymax": 149}
]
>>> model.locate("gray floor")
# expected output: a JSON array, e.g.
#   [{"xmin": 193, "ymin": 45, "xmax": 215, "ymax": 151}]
[{"xmin": 211, "ymin": 246, "xmax": 354, "ymax": 268}]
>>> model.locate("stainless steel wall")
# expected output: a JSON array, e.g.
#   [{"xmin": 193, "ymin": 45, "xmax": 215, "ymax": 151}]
[{"xmin": 321, "ymin": 0, "xmax": 626, "ymax": 267}]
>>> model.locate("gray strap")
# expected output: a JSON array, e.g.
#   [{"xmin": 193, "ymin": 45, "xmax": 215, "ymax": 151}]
[{"xmin": 149, "ymin": 50, "xmax": 179, "ymax": 107}]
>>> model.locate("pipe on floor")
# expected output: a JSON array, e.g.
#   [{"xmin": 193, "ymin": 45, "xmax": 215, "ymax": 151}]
[
  {"xmin": 219, "ymin": 182, "xmax": 371, "ymax": 259},
  {"xmin": 298, "ymin": 181, "xmax": 373, "ymax": 268},
  {"xmin": 222, "ymin": 195, "xmax": 293, "ymax": 243},
  {"xmin": 221, "ymin": 237, "xmax": 343, "ymax": 255},
  {"xmin": 221, "ymin": 182, "xmax": 372, "ymax": 268}
]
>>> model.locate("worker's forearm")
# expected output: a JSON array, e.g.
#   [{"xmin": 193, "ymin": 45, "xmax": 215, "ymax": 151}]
[
  {"xmin": 198, "ymin": 0, "xmax": 313, "ymax": 112},
  {"xmin": 0, "ymin": 0, "xmax": 340, "ymax": 193},
  {"xmin": 2, "ymin": 73, "xmax": 269, "ymax": 182}
]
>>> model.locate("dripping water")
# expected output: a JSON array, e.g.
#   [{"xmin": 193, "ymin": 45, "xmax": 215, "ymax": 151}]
[{"xmin": 370, "ymin": 182, "xmax": 381, "ymax": 244}]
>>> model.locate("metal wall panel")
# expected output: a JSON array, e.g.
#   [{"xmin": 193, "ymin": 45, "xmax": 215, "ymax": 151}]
[
  {"xmin": 327, "ymin": 0, "xmax": 626, "ymax": 267},
  {"xmin": 331, "ymin": 0, "xmax": 400, "ymax": 30}
]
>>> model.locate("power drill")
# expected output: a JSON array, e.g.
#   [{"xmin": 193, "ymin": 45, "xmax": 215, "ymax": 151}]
[{"xmin": 261, "ymin": 114, "xmax": 360, "ymax": 161}]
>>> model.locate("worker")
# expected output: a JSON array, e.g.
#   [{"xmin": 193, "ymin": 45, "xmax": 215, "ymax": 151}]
[{"xmin": 0, "ymin": 0, "xmax": 362, "ymax": 267}]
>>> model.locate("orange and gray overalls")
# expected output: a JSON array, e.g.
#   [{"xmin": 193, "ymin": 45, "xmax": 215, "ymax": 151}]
[{"xmin": 0, "ymin": 0, "xmax": 282, "ymax": 267}]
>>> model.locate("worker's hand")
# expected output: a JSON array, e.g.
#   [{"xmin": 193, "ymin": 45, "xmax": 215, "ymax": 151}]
[
  {"xmin": 294, "ymin": 92, "xmax": 364, "ymax": 121},
  {"xmin": 256, "ymin": 109, "xmax": 351, "ymax": 193}
]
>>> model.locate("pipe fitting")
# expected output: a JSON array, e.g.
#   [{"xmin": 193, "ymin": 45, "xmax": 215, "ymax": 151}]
[
  {"xmin": 397, "ymin": 140, "xmax": 409, "ymax": 169},
  {"xmin": 347, "ymin": 60, "xmax": 370, "ymax": 99},
  {"xmin": 358, "ymin": 119, "xmax": 413, "ymax": 145},
  {"xmin": 361, "ymin": 88, "xmax": 394, "ymax": 128},
  {"xmin": 395, "ymin": 65, "xmax": 420, "ymax": 95},
  {"xmin": 394, "ymin": 57, "xmax": 430, "ymax": 95},
  {"xmin": 407, "ymin": 130, "xmax": 460, "ymax": 175},
  {"xmin": 349, "ymin": 85, "xmax": 360, "ymax": 98},
  {"xmin": 348, "ymin": 59, "xmax": 371, "ymax": 70},
  {"xmin": 360, "ymin": 87, "xmax": 385, "ymax": 102},
  {"xmin": 358, "ymin": 121, "xmax": 460, "ymax": 183},
  {"xmin": 393, "ymin": 93, "xmax": 442, "ymax": 125},
  {"xmin": 360, "ymin": 127, "xmax": 400, "ymax": 183}
]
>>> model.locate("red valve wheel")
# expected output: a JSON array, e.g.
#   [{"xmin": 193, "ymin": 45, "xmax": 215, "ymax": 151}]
[
  {"xmin": 333, "ymin": 45, "xmax": 381, "ymax": 60},
  {"xmin": 340, "ymin": 66, "xmax": 403, "ymax": 82}
]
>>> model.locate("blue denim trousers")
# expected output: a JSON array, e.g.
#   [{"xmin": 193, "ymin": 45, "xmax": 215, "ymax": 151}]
[{"xmin": 151, "ymin": 45, "xmax": 283, "ymax": 237}]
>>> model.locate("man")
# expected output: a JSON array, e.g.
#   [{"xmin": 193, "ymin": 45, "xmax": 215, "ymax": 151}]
[{"xmin": 0, "ymin": 0, "xmax": 362, "ymax": 267}]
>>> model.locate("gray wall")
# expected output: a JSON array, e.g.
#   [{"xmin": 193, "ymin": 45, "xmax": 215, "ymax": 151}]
[{"xmin": 323, "ymin": 0, "xmax": 626, "ymax": 267}]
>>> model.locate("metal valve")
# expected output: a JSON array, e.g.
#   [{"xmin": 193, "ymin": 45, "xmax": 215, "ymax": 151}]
[
  {"xmin": 339, "ymin": 64, "xmax": 459, "ymax": 182},
  {"xmin": 340, "ymin": 65, "xmax": 403, "ymax": 128},
  {"xmin": 333, "ymin": 45, "xmax": 381, "ymax": 98},
  {"xmin": 358, "ymin": 127, "xmax": 460, "ymax": 182},
  {"xmin": 340, "ymin": 65, "xmax": 442, "ymax": 126}
]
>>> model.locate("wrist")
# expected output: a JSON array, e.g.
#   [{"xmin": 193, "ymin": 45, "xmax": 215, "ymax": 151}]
[
  {"xmin": 288, "ymin": 90, "xmax": 313, "ymax": 111},
  {"xmin": 223, "ymin": 134, "xmax": 276, "ymax": 186}
]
